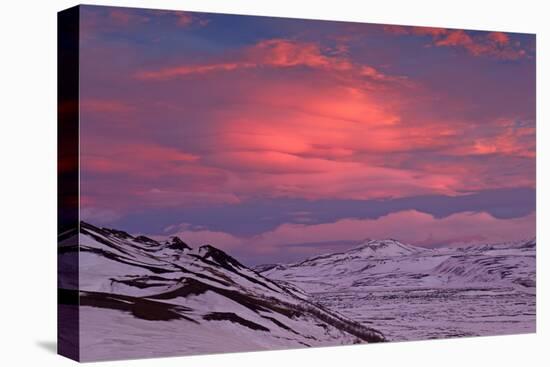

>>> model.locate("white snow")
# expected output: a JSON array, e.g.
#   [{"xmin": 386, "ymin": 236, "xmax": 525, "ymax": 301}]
[
  {"xmin": 60, "ymin": 223, "xmax": 383, "ymax": 361},
  {"xmin": 260, "ymin": 238, "xmax": 536, "ymax": 341}
]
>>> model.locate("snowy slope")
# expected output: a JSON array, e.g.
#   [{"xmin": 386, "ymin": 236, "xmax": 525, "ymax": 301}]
[
  {"xmin": 258, "ymin": 238, "xmax": 536, "ymax": 341},
  {"xmin": 59, "ymin": 222, "xmax": 384, "ymax": 361},
  {"xmin": 259, "ymin": 238, "xmax": 535, "ymax": 291}
]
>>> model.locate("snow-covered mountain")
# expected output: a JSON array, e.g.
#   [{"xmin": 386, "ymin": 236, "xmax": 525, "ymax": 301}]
[
  {"xmin": 58, "ymin": 222, "xmax": 384, "ymax": 361},
  {"xmin": 259, "ymin": 238, "xmax": 535, "ymax": 291},
  {"xmin": 59, "ymin": 223, "xmax": 535, "ymax": 356},
  {"xmin": 258, "ymin": 238, "xmax": 535, "ymax": 341}
]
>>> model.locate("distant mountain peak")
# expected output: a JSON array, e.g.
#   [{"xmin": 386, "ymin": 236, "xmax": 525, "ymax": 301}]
[
  {"xmin": 357, "ymin": 238, "xmax": 407, "ymax": 248},
  {"xmin": 352, "ymin": 238, "xmax": 423, "ymax": 257},
  {"xmin": 166, "ymin": 236, "xmax": 191, "ymax": 251},
  {"xmin": 197, "ymin": 244, "xmax": 243, "ymax": 271},
  {"xmin": 283, "ymin": 238, "xmax": 427, "ymax": 269}
]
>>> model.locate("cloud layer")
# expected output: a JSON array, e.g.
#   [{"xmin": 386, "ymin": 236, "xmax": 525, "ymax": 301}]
[
  {"xmin": 163, "ymin": 210, "xmax": 535, "ymax": 264},
  {"xmin": 78, "ymin": 6, "xmax": 536, "ymax": 263},
  {"xmin": 383, "ymin": 25, "xmax": 530, "ymax": 60}
]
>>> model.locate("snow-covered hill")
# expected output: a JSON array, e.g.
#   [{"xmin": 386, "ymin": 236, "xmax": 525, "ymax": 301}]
[
  {"xmin": 259, "ymin": 238, "xmax": 535, "ymax": 291},
  {"xmin": 258, "ymin": 238, "xmax": 535, "ymax": 341},
  {"xmin": 58, "ymin": 222, "xmax": 384, "ymax": 361}
]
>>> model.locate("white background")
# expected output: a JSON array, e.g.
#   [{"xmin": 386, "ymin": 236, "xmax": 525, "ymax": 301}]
[{"xmin": 0, "ymin": 0, "xmax": 547, "ymax": 365}]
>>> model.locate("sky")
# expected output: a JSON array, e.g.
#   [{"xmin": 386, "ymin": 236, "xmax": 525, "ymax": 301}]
[{"xmin": 79, "ymin": 5, "xmax": 536, "ymax": 265}]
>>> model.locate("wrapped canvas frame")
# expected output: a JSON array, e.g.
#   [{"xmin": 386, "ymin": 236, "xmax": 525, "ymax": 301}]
[
  {"xmin": 58, "ymin": 4, "xmax": 536, "ymax": 362},
  {"xmin": 58, "ymin": 5, "xmax": 80, "ymax": 361}
]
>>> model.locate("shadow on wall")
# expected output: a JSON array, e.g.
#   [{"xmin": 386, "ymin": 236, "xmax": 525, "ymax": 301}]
[{"xmin": 36, "ymin": 340, "xmax": 57, "ymax": 354}]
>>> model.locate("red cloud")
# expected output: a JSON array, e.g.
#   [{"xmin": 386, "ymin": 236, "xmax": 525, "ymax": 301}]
[
  {"xmin": 135, "ymin": 39, "xmax": 343, "ymax": 79},
  {"xmin": 385, "ymin": 26, "xmax": 527, "ymax": 60},
  {"xmin": 250, "ymin": 39, "xmax": 352, "ymax": 70},
  {"xmin": 135, "ymin": 39, "xmax": 402, "ymax": 82},
  {"xmin": 135, "ymin": 62, "xmax": 250, "ymax": 79},
  {"xmin": 82, "ymin": 28, "xmax": 534, "ymax": 216},
  {"xmin": 106, "ymin": 37, "xmax": 533, "ymax": 206},
  {"xmin": 412, "ymin": 26, "xmax": 448, "ymax": 37},
  {"xmin": 468, "ymin": 119, "xmax": 535, "ymax": 158},
  {"xmin": 488, "ymin": 32, "xmax": 510, "ymax": 45},
  {"xmin": 436, "ymin": 118, "xmax": 535, "ymax": 159},
  {"xmin": 434, "ymin": 30, "xmax": 473, "ymax": 47},
  {"xmin": 434, "ymin": 30, "xmax": 523, "ymax": 59}
]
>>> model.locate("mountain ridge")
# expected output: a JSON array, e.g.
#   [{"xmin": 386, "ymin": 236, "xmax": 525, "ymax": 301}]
[
  {"xmin": 256, "ymin": 235, "xmax": 535, "ymax": 341},
  {"xmin": 60, "ymin": 221, "xmax": 385, "ymax": 361}
]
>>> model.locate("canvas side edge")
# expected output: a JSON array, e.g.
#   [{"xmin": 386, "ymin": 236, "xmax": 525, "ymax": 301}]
[{"xmin": 57, "ymin": 5, "xmax": 81, "ymax": 362}]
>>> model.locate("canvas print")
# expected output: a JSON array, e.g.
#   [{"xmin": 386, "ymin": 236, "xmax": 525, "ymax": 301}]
[{"xmin": 58, "ymin": 5, "xmax": 536, "ymax": 362}]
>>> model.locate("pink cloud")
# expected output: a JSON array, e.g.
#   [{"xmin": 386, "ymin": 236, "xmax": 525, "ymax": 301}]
[
  {"xmin": 150, "ymin": 9, "xmax": 210, "ymax": 28},
  {"xmin": 82, "ymin": 142, "xmax": 198, "ymax": 175},
  {"xmin": 434, "ymin": 30, "xmax": 474, "ymax": 47},
  {"xmin": 84, "ymin": 36, "xmax": 534, "ymax": 211},
  {"xmin": 448, "ymin": 118, "xmax": 535, "ymax": 159},
  {"xmin": 203, "ymin": 150, "xmax": 461, "ymax": 200},
  {"xmin": 81, "ymin": 28, "xmax": 534, "ymax": 218},
  {"xmin": 384, "ymin": 25, "xmax": 447, "ymax": 37},
  {"xmin": 174, "ymin": 12, "xmax": 193, "ymax": 27},
  {"xmin": 80, "ymin": 139, "xmax": 240, "ymax": 212},
  {"xmin": 135, "ymin": 39, "xmax": 403, "ymax": 81},
  {"xmin": 249, "ymin": 39, "xmax": 352, "ymax": 70},
  {"xmin": 488, "ymin": 32, "xmax": 510, "ymax": 45},
  {"xmin": 108, "ymin": 9, "xmax": 150, "ymax": 26},
  {"xmin": 256, "ymin": 210, "xmax": 534, "ymax": 249},
  {"xmin": 161, "ymin": 210, "xmax": 535, "ymax": 257},
  {"xmin": 385, "ymin": 26, "xmax": 527, "ymax": 60},
  {"xmin": 135, "ymin": 62, "xmax": 251, "ymax": 79}
]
